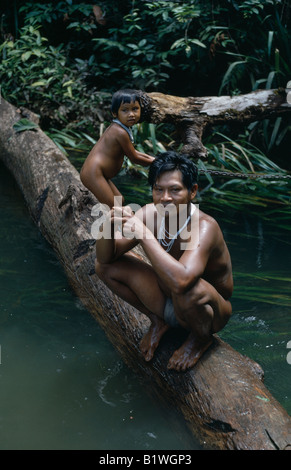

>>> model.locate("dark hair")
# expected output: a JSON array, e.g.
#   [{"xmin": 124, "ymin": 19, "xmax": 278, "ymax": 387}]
[
  {"xmin": 148, "ymin": 151, "xmax": 198, "ymax": 190},
  {"xmin": 111, "ymin": 89, "xmax": 141, "ymax": 114}
]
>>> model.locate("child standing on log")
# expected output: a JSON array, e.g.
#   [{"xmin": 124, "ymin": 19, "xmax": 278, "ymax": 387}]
[{"xmin": 80, "ymin": 89, "xmax": 155, "ymax": 208}]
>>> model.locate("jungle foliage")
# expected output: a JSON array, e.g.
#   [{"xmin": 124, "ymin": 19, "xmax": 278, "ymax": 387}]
[
  {"xmin": 0, "ymin": 0, "xmax": 290, "ymax": 220},
  {"xmin": 1, "ymin": 1, "xmax": 290, "ymax": 96}
]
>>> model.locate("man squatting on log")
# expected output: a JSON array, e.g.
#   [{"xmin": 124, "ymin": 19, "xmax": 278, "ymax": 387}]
[{"xmin": 95, "ymin": 152, "xmax": 233, "ymax": 371}]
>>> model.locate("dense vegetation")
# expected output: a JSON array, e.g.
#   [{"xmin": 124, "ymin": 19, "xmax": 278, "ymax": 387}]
[{"xmin": 0, "ymin": 0, "xmax": 290, "ymax": 220}]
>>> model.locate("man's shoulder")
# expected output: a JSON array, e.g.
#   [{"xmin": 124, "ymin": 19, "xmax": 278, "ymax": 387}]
[
  {"xmin": 197, "ymin": 209, "xmax": 223, "ymax": 243},
  {"xmin": 198, "ymin": 208, "xmax": 220, "ymax": 229}
]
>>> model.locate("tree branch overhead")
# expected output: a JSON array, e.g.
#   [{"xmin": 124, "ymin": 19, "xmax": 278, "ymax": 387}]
[{"xmin": 142, "ymin": 88, "xmax": 290, "ymax": 158}]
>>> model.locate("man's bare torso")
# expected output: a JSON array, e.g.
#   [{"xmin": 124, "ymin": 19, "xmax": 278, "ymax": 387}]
[{"xmin": 141, "ymin": 203, "xmax": 233, "ymax": 300}]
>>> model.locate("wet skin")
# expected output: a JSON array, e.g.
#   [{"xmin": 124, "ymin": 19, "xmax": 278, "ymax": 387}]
[
  {"xmin": 80, "ymin": 100, "xmax": 154, "ymax": 208},
  {"xmin": 95, "ymin": 170, "xmax": 233, "ymax": 371}
]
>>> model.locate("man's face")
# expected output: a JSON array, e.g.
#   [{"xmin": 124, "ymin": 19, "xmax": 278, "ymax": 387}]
[{"xmin": 152, "ymin": 170, "xmax": 197, "ymax": 216}]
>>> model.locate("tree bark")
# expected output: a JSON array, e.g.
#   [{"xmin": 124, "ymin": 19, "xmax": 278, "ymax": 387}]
[
  {"xmin": 141, "ymin": 88, "xmax": 291, "ymax": 158},
  {"xmin": 0, "ymin": 97, "xmax": 290, "ymax": 450}
]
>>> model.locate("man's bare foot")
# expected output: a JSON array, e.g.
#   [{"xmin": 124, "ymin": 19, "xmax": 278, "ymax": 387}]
[
  {"xmin": 167, "ymin": 333, "xmax": 213, "ymax": 371},
  {"xmin": 140, "ymin": 317, "xmax": 169, "ymax": 362}
]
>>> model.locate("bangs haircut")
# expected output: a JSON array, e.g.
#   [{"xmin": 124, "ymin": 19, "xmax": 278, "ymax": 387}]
[
  {"xmin": 148, "ymin": 151, "xmax": 198, "ymax": 191},
  {"xmin": 111, "ymin": 89, "xmax": 141, "ymax": 114}
]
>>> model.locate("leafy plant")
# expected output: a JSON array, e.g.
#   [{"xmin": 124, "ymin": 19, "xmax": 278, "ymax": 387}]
[
  {"xmin": 13, "ymin": 118, "xmax": 39, "ymax": 133},
  {"xmin": 45, "ymin": 127, "xmax": 96, "ymax": 157},
  {"xmin": 0, "ymin": 25, "xmax": 70, "ymax": 105},
  {"xmin": 1, "ymin": 0, "xmax": 290, "ymax": 181},
  {"xmin": 92, "ymin": 8, "xmax": 170, "ymax": 89},
  {"xmin": 47, "ymin": 120, "xmax": 170, "ymax": 171},
  {"xmin": 233, "ymin": 271, "xmax": 291, "ymax": 307},
  {"xmin": 0, "ymin": 23, "xmax": 106, "ymax": 126},
  {"xmin": 215, "ymin": 2, "xmax": 291, "ymax": 95},
  {"xmin": 197, "ymin": 132, "xmax": 291, "ymax": 228}
]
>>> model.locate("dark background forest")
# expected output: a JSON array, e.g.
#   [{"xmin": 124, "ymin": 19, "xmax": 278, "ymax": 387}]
[{"xmin": 1, "ymin": 0, "xmax": 290, "ymax": 213}]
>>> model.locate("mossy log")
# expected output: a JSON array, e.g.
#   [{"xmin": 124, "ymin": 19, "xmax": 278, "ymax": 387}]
[{"xmin": 0, "ymin": 97, "xmax": 290, "ymax": 450}]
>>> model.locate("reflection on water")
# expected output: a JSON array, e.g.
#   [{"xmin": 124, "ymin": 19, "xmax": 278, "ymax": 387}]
[{"xmin": 0, "ymin": 163, "xmax": 290, "ymax": 450}]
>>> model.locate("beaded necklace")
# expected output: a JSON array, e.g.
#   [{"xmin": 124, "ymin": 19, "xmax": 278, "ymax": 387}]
[{"xmin": 158, "ymin": 203, "xmax": 196, "ymax": 252}]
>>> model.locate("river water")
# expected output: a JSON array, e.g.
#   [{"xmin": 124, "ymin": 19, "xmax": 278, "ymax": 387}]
[{"xmin": 0, "ymin": 162, "xmax": 290, "ymax": 450}]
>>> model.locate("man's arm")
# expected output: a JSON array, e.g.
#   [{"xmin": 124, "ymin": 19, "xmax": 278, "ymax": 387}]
[
  {"xmin": 142, "ymin": 240, "xmax": 211, "ymax": 295},
  {"xmin": 122, "ymin": 214, "xmax": 217, "ymax": 294},
  {"xmin": 95, "ymin": 206, "xmax": 141, "ymax": 264}
]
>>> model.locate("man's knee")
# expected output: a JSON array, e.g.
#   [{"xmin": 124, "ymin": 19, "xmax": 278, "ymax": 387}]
[
  {"xmin": 174, "ymin": 279, "xmax": 208, "ymax": 311},
  {"xmin": 172, "ymin": 280, "xmax": 214, "ymax": 331}
]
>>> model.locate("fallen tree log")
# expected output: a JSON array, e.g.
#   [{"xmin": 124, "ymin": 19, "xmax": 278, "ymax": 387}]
[
  {"xmin": 0, "ymin": 97, "xmax": 290, "ymax": 450},
  {"xmin": 141, "ymin": 88, "xmax": 291, "ymax": 158}
]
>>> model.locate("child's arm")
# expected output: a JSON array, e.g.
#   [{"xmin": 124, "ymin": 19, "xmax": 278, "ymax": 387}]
[
  {"xmin": 118, "ymin": 131, "xmax": 155, "ymax": 166},
  {"xmin": 130, "ymin": 150, "xmax": 155, "ymax": 166}
]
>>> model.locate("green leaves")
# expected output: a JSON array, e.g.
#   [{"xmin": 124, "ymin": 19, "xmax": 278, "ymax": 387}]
[
  {"xmin": 0, "ymin": 23, "xmax": 96, "ymax": 110},
  {"xmin": 1, "ymin": 0, "xmax": 290, "ymax": 172},
  {"xmin": 233, "ymin": 271, "xmax": 291, "ymax": 307},
  {"xmin": 171, "ymin": 38, "xmax": 206, "ymax": 57},
  {"xmin": 13, "ymin": 118, "xmax": 39, "ymax": 133},
  {"xmin": 91, "ymin": 2, "xmax": 206, "ymax": 88},
  {"xmin": 197, "ymin": 131, "xmax": 291, "ymax": 226}
]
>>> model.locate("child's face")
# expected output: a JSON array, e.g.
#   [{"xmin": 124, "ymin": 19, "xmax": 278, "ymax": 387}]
[{"xmin": 115, "ymin": 100, "xmax": 141, "ymax": 127}]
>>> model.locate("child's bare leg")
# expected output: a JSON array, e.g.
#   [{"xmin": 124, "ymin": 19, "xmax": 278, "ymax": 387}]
[
  {"xmin": 81, "ymin": 172, "xmax": 123, "ymax": 208},
  {"xmin": 108, "ymin": 180, "xmax": 125, "ymax": 205}
]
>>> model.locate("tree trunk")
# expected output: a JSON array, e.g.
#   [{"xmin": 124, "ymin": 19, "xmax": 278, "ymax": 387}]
[
  {"xmin": 141, "ymin": 88, "xmax": 291, "ymax": 158},
  {"xmin": 0, "ymin": 97, "xmax": 290, "ymax": 450}
]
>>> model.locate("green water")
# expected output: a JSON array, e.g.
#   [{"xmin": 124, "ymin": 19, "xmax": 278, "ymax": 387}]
[{"xmin": 0, "ymin": 163, "xmax": 290, "ymax": 450}]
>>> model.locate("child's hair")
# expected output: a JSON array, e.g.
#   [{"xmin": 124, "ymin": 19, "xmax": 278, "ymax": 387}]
[
  {"xmin": 148, "ymin": 151, "xmax": 198, "ymax": 190},
  {"xmin": 111, "ymin": 89, "xmax": 141, "ymax": 115}
]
